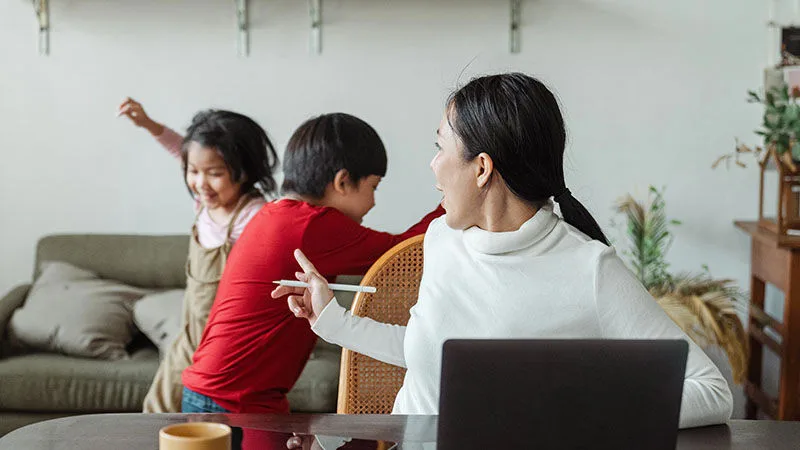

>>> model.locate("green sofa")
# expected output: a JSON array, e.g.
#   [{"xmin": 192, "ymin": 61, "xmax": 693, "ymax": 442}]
[{"xmin": 0, "ymin": 234, "xmax": 350, "ymax": 436}]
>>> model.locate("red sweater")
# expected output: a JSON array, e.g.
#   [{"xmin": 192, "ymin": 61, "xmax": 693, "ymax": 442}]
[{"xmin": 182, "ymin": 199, "xmax": 444, "ymax": 413}]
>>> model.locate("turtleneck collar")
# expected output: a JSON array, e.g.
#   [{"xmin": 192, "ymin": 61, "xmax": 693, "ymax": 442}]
[{"xmin": 461, "ymin": 203, "xmax": 559, "ymax": 255}]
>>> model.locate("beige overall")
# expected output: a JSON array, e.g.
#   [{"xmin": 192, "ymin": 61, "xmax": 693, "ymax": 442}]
[{"xmin": 142, "ymin": 200, "xmax": 250, "ymax": 413}]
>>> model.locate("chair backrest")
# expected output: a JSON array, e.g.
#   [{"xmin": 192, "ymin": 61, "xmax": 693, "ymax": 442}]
[{"xmin": 337, "ymin": 235, "xmax": 425, "ymax": 414}]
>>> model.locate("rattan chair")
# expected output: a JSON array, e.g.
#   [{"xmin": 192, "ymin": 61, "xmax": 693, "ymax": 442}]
[{"xmin": 336, "ymin": 234, "xmax": 425, "ymax": 414}]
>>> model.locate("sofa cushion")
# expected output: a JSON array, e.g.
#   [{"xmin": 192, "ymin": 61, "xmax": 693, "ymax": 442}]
[
  {"xmin": 0, "ymin": 348, "xmax": 159, "ymax": 413},
  {"xmin": 35, "ymin": 234, "xmax": 189, "ymax": 289},
  {"xmin": 287, "ymin": 346, "xmax": 341, "ymax": 412},
  {"xmin": 8, "ymin": 261, "xmax": 151, "ymax": 360},
  {"xmin": 133, "ymin": 289, "xmax": 185, "ymax": 355}
]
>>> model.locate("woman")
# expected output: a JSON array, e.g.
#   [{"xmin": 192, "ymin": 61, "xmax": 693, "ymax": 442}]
[{"xmin": 273, "ymin": 73, "xmax": 733, "ymax": 430}]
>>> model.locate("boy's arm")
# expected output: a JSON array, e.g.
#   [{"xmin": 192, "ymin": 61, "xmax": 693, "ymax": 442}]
[{"xmin": 304, "ymin": 205, "xmax": 444, "ymax": 276}]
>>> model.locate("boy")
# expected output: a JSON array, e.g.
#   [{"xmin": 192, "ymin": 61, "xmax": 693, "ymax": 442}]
[{"xmin": 182, "ymin": 113, "xmax": 443, "ymax": 414}]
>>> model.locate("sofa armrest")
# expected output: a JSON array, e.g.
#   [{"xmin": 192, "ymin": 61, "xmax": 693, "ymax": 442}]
[{"xmin": 0, "ymin": 284, "xmax": 31, "ymax": 342}]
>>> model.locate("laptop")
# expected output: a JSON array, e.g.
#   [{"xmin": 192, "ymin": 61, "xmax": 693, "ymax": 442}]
[{"xmin": 437, "ymin": 339, "xmax": 688, "ymax": 450}]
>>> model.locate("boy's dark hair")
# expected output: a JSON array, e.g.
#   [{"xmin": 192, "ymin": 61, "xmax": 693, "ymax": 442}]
[
  {"xmin": 282, "ymin": 113, "xmax": 388, "ymax": 198},
  {"xmin": 181, "ymin": 109, "xmax": 279, "ymax": 197}
]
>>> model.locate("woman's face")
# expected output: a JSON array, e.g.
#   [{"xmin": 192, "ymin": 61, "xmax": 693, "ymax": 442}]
[{"xmin": 430, "ymin": 110, "xmax": 486, "ymax": 230}]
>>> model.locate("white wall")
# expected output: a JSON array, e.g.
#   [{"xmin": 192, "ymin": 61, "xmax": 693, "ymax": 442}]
[{"xmin": 1, "ymin": 0, "xmax": 770, "ymax": 415}]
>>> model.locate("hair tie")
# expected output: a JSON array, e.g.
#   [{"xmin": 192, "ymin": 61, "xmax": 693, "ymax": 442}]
[{"xmin": 554, "ymin": 188, "xmax": 571, "ymax": 203}]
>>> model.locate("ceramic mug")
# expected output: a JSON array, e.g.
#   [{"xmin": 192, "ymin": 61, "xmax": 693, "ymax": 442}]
[{"xmin": 159, "ymin": 422, "xmax": 232, "ymax": 450}]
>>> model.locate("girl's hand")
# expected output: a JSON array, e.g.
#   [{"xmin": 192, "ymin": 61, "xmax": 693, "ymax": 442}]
[
  {"xmin": 117, "ymin": 97, "xmax": 164, "ymax": 136},
  {"xmin": 271, "ymin": 249, "xmax": 334, "ymax": 327}
]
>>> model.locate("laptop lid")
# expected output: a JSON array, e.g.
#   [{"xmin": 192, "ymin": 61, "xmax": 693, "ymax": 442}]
[{"xmin": 437, "ymin": 339, "xmax": 688, "ymax": 450}]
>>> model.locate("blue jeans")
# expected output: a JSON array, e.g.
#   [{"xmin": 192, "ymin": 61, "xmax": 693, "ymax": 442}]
[
  {"xmin": 181, "ymin": 387, "xmax": 229, "ymax": 413},
  {"xmin": 182, "ymin": 387, "xmax": 243, "ymax": 449}
]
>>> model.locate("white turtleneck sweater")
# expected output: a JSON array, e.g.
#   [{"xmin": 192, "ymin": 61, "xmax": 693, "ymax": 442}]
[{"xmin": 312, "ymin": 205, "xmax": 733, "ymax": 429}]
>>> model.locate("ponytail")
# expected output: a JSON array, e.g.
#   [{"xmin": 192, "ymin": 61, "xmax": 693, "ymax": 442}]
[
  {"xmin": 554, "ymin": 189, "xmax": 609, "ymax": 245},
  {"xmin": 449, "ymin": 73, "xmax": 609, "ymax": 245}
]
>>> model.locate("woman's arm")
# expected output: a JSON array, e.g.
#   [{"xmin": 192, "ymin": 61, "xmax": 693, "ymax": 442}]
[
  {"xmin": 594, "ymin": 247, "xmax": 734, "ymax": 428},
  {"xmin": 312, "ymin": 298, "xmax": 407, "ymax": 368},
  {"xmin": 271, "ymin": 249, "xmax": 409, "ymax": 368}
]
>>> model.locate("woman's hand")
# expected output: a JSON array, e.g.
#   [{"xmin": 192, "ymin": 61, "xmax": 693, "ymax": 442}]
[
  {"xmin": 117, "ymin": 97, "xmax": 164, "ymax": 136},
  {"xmin": 271, "ymin": 249, "xmax": 334, "ymax": 327}
]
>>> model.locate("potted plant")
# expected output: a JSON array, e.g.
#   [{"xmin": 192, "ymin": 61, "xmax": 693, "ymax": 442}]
[
  {"xmin": 716, "ymin": 82, "xmax": 800, "ymax": 238},
  {"xmin": 614, "ymin": 186, "xmax": 749, "ymax": 383},
  {"xmin": 714, "ymin": 82, "xmax": 800, "ymax": 170}
]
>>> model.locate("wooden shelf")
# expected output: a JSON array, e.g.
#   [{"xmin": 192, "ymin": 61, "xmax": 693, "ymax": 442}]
[
  {"xmin": 737, "ymin": 219, "xmax": 800, "ymax": 420},
  {"xmin": 735, "ymin": 221, "xmax": 800, "ymax": 248},
  {"xmin": 29, "ymin": 1, "xmax": 524, "ymax": 56}
]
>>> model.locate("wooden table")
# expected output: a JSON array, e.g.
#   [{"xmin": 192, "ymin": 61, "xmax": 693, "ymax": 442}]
[
  {"xmin": 735, "ymin": 221, "xmax": 800, "ymax": 420},
  {"xmin": 1, "ymin": 414, "xmax": 800, "ymax": 449}
]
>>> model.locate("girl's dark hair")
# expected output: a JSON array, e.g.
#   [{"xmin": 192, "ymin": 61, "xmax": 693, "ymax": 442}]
[
  {"xmin": 448, "ymin": 73, "xmax": 609, "ymax": 245},
  {"xmin": 282, "ymin": 113, "xmax": 388, "ymax": 198},
  {"xmin": 182, "ymin": 109, "xmax": 279, "ymax": 198}
]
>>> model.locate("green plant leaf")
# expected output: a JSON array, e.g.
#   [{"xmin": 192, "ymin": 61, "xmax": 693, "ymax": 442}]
[{"xmin": 786, "ymin": 106, "xmax": 800, "ymax": 122}]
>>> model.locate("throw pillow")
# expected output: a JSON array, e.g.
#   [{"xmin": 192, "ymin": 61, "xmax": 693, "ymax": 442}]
[
  {"xmin": 8, "ymin": 261, "xmax": 150, "ymax": 360},
  {"xmin": 133, "ymin": 289, "xmax": 185, "ymax": 355}
]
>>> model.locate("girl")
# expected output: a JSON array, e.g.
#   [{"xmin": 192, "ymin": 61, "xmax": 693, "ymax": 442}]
[{"xmin": 118, "ymin": 98, "xmax": 279, "ymax": 413}]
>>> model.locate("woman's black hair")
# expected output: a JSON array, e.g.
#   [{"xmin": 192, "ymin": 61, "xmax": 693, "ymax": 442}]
[
  {"xmin": 448, "ymin": 73, "xmax": 609, "ymax": 245},
  {"xmin": 182, "ymin": 109, "xmax": 279, "ymax": 198},
  {"xmin": 282, "ymin": 113, "xmax": 388, "ymax": 198}
]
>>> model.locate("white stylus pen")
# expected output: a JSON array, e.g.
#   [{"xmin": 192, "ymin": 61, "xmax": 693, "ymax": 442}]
[{"xmin": 273, "ymin": 280, "xmax": 377, "ymax": 294}]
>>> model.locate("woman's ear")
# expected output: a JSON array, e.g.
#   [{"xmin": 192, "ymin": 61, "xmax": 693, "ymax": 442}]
[
  {"xmin": 332, "ymin": 169, "xmax": 352, "ymax": 195},
  {"xmin": 475, "ymin": 152, "xmax": 495, "ymax": 189}
]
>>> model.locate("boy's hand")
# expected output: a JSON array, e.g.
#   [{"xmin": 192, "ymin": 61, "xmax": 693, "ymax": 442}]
[
  {"xmin": 117, "ymin": 97, "xmax": 164, "ymax": 136},
  {"xmin": 270, "ymin": 249, "xmax": 334, "ymax": 327}
]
